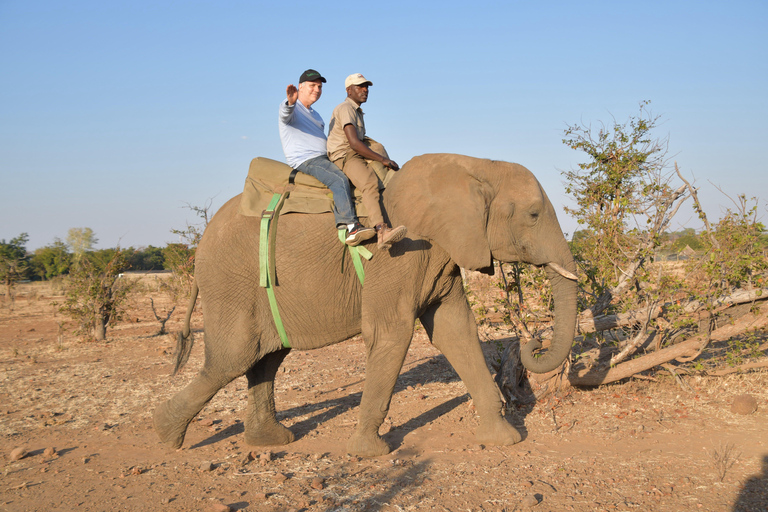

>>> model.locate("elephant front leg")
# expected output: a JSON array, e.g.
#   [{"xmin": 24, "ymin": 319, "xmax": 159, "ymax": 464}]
[
  {"xmin": 421, "ymin": 296, "xmax": 522, "ymax": 447},
  {"xmin": 348, "ymin": 330, "xmax": 413, "ymax": 457},
  {"xmin": 243, "ymin": 349, "xmax": 295, "ymax": 447}
]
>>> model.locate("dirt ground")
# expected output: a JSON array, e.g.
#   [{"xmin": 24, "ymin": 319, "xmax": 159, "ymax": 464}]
[{"xmin": 1, "ymin": 280, "xmax": 767, "ymax": 512}]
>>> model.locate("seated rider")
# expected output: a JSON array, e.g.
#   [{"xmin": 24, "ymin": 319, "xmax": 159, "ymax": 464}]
[
  {"xmin": 278, "ymin": 69, "xmax": 376, "ymax": 246},
  {"xmin": 327, "ymin": 73, "xmax": 407, "ymax": 250}
]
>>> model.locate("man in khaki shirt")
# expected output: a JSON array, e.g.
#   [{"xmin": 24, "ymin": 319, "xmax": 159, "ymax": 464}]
[{"xmin": 327, "ymin": 73, "xmax": 407, "ymax": 250}]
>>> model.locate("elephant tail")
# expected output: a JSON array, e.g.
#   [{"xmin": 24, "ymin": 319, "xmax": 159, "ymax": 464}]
[{"xmin": 172, "ymin": 279, "xmax": 199, "ymax": 376}]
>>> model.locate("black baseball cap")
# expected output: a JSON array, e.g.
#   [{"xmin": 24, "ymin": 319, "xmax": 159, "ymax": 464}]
[{"xmin": 299, "ymin": 69, "xmax": 327, "ymax": 83}]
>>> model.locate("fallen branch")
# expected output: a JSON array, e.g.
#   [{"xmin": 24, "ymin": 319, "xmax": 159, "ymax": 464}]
[
  {"xmin": 517, "ymin": 301, "xmax": 768, "ymax": 397},
  {"xmin": 578, "ymin": 289, "xmax": 768, "ymax": 334},
  {"xmin": 579, "ymin": 304, "xmax": 663, "ymax": 333},
  {"xmin": 707, "ymin": 360, "xmax": 768, "ymax": 376},
  {"xmin": 569, "ymin": 334, "xmax": 705, "ymax": 386},
  {"xmin": 682, "ymin": 288, "xmax": 767, "ymax": 315},
  {"xmin": 568, "ymin": 301, "xmax": 768, "ymax": 386},
  {"xmin": 609, "ymin": 302, "xmax": 658, "ymax": 367},
  {"xmin": 609, "ymin": 327, "xmax": 655, "ymax": 367}
]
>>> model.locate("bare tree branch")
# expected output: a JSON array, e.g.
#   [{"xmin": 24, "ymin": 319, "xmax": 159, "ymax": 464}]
[{"xmin": 676, "ymin": 164, "xmax": 719, "ymax": 249}]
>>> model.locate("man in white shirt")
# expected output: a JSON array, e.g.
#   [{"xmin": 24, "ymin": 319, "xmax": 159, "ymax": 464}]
[{"xmin": 278, "ymin": 69, "xmax": 375, "ymax": 246}]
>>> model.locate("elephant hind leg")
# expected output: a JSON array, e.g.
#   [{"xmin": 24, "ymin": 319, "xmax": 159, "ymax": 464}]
[
  {"xmin": 243, "ymin": 348, "xmax": 295, "ymax": 447},
  {"xmin": 154, "ymin": 368, "xmax": 237, "ymax": 449}
]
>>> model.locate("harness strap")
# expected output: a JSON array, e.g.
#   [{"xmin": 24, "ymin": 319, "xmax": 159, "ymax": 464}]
[
  {"xmin": 338, "ymin": 229, "xmax": 373, "ymax": 285},
  {"xmin": 260, "ymin": 192, "xmax": 290, "ymax": 348}
]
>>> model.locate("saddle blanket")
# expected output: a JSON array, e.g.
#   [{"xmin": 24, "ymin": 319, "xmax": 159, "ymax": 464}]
[{"xmin": 239, "ymin": 157, "xmax": 391, "ymax": 219}]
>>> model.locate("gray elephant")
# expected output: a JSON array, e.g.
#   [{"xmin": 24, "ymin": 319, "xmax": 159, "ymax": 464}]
[{"xmin": 154, "ymin": 153, "xmax": 577, "ymax": 457}]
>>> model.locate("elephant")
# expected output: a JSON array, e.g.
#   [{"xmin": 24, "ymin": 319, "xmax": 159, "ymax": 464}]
[{"xmin": 153, "ymin": 153, "xmax": 578, "ymax": 457}]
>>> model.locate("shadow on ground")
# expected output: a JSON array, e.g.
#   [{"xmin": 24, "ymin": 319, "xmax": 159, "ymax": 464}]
[{"xmin": 190, "ymin": 356, "xmax": 477, "ymax": 451}]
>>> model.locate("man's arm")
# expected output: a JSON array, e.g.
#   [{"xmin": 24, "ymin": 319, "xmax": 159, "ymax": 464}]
[{"xmin": 342, "ymin": 124, "xmax": 399, "ymax": 170}]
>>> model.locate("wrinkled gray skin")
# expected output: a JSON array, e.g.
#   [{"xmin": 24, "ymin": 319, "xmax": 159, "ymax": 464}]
[{"xmin": 154, "ymin": 153, "xmax": 577, "ymax": 457}]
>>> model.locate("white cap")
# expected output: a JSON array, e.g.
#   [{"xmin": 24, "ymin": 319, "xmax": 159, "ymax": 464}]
[{"xmin": 344, "ymin": 73, "xmax": 373, "ymax": 88}]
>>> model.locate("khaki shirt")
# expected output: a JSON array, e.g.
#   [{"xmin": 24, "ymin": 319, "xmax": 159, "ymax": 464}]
[{"xmin": 327, "ymin": 97, "xmax": 366, "ymax": 162}]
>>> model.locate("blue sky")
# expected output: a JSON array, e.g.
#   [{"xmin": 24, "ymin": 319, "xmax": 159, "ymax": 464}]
[{"xmin": 1, "ymin": 0, "xmax": 766, "ymax": 250}]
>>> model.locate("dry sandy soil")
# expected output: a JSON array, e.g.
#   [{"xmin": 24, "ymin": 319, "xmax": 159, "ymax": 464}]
[{"xmin": 1, "ymin": 280, "xmax": 767, "ymax": 512}]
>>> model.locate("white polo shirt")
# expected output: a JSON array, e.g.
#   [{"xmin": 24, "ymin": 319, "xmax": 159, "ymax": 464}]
[{"xmin": 278, "ymin": 99, "xmax": 328, "ymax": 168}]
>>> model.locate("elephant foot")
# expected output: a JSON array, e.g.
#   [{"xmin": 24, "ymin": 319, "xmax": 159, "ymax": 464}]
[
  {"xmin": 347, "ymin": 429, "xmax": 391, "ymax": 458},
  {"xmin": 153, "ymin": 400, "xmax": 190, "ymax": 449},
  {"xmin": 244, "ymin": 420, "xmax": 295, "ymax": 447},
  {"xmin": 476, "ymin": 418, "xmax": 522, "ymax": 446}
]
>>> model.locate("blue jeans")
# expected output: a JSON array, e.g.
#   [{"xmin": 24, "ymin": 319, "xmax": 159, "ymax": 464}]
[{"xmin": 296, "ymin": 155, "xmax": 357, "ymax": 226}]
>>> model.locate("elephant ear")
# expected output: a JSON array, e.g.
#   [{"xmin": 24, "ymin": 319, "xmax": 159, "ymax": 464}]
[{"xmin": 387, "ymin": 154, "xmax": 495, "ymax": 274}]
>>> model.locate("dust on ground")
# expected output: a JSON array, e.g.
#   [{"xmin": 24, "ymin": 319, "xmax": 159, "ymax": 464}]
[{"xmin": 1, "ymin": 281, "xmax": 767, "ymax": 512}]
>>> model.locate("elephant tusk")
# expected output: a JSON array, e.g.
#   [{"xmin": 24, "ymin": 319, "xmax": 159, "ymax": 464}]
[{"xmin": 547, "ymin": 262, "xmax": 578, "ymax": 281}]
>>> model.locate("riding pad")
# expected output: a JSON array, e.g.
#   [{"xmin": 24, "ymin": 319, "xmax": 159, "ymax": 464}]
[{"xmin": 239, "ymin": 157, "xmax": 390, "ymax": 218}]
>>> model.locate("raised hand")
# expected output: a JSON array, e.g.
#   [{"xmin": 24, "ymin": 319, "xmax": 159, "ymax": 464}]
[{"xmin": 286, "ymin": 84, "xmax": 298, "ymax": 105}]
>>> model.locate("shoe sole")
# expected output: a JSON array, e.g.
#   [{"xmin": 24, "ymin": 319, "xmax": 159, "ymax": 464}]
[{"xmin": 378, "ymin": 226, "xmax": 407, "ymax": 249}]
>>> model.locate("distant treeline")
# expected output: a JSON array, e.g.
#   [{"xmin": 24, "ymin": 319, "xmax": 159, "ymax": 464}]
[
  {"xmin": 0, "ymin": 236, "xmax": 194, "ymax": 282},
  {"xmin": 572, "ymin": 227, "xmax": 767, "ymax": 255}
]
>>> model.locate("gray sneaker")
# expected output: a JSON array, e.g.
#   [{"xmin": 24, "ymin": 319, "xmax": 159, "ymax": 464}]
[{"xmin": 345, "ymin": 223, "xmax": 376, "ymax": 246}]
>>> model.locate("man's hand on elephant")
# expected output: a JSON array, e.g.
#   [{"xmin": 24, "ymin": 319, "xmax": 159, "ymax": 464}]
[
  {"xmin": 382, "ymin": 158, "xmax": 399, "ymax": 171},
  {"xmin": 286, "ymin": 84, "xmax": 298, "ymax": 105}
]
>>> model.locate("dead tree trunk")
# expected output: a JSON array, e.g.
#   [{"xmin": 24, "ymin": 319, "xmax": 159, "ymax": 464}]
[{"xmin": 150, "ymin": 298, "xmax": 176, "ymax": 336}]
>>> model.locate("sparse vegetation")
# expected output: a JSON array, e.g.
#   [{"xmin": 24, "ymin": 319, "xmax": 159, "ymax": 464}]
[
  {"xmin": 0, "ymin": 233, "xmax": 31, "ymax": 300},
  {"xmin": 30, "ymin": 238, "xmax": 71, "ymax": 280},
  {"xmin": 58, "ymin": 247, "xmax": 134, "ymax": 341},
  {"xmin": 482, "ymin": 102, "xmax": 768, "ymax": 401},
  {"xmin": 710, "ymin": 442, "xmax": 741, "ymax": 482}
]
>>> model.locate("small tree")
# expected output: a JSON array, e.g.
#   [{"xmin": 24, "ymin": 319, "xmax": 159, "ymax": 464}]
[
  {"xmin": 59, "ymin": 248, "xmax": 133, "ymax": 341},
  {"xmin": 31, "ymin": 238, "xmax": 71, "ymax": 280},
  {"xmin": 165, "ymin": 199, "xmax": 214, "ymax": 296},
  {"xmin": 0, "ymin": 233, "xmax": 31, "ymax": 299},
  {"xmin": 66, "ymin": 227, "xmax": 98, "ymax": 264},
  {"xmin": 162, "ymin": 243, "xmax": 195, "ymax": 295},
  {"xmin": 564, "ymin": 101, "xmax": 676, "ymax": 304},
  {"xmin": 684, "ymin": 194, "xmax": 768, "ymax": 323},
  {"xmin": 171, "ymin": 201, "xmax": 212, "ymax": 247},
  {"xmin": 142, "ymin": 201, "xmax": 213, "ymax": 335}
]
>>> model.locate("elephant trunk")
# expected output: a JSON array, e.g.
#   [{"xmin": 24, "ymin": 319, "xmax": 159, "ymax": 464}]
[{"xmin": 519, "ymin": 263, "xmax": 578, "ymax": 374}]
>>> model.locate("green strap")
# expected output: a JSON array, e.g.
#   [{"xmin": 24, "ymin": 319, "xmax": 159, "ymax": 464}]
[
  {"xmin": 259, "ymin": 194, "xmax": 281, "ymax": 287},
  {"xmin": 259, "ymin": 200, "xmax": 373, "ymax": 350},
  {"xmin": 338, "ymin": 229, "xmax": 372, "ymax": 285},
  {"xmin": 260, "ymin": 193, "xmax": 290, "ymax": 348}
]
